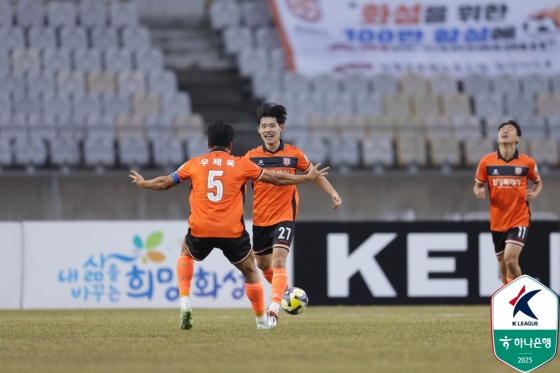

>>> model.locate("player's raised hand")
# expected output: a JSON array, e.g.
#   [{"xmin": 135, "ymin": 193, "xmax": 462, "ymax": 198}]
[
  {"xmin": 332, "ymin": 192, "xmax": 342, "ymax": 209},
  {"xmin": 525, "ymin": 189, "xmax": 536, "ymax": 202},
  {"xmin": 129, "ymin": 170, "xmax": 145, "ymax": 186},
  {"xmin": 307, "ymin": 163, "xmax": 329, "ymax": 181},
  {"xmin": 476, "ymin": 186, "xmax": 486, "ymax": 199}
]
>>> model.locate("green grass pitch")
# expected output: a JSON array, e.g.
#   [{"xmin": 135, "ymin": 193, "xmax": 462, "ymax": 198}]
[{"xmin": 1, "ymin": 306, "xmax": 558, "ymax": 373}]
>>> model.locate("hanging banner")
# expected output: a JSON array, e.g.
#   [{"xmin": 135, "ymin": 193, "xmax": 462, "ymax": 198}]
[
  {"xmin": 270, "ymin": 0, "xmax": 560, "ymax": 76},
  {"xmin": 21, "ymin": 221, "xmax": 287, "ymax": 309}
]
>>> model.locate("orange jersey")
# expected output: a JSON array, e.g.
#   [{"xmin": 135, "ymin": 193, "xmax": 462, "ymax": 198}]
[
  {"xmin": 245, "ymin": 140, "xmax": 311, "ymax": 227},
  {"xmin": 475, "ymin": 150, "xmax": 540, "ymax": 231},
  {"xmin": 172, "ymin": 149, "xmax": 264, "ymax": 238}
]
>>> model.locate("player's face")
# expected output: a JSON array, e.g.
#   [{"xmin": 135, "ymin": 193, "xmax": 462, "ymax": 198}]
[
  {"xmin": 258, "ymin": 117, "xmax": 284, "ymax": 146},
  {"xmin": 497, "ymin": 125, "xmax": 519, "ymax": 145}
]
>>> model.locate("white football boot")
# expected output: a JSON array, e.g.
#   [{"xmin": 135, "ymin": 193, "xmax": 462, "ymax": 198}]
[
  {"xmin": 179, "ymin": 300, "xmax": 193, "ymax": 330},
  {"xmin": 256, "ymin": 310, "xmax": 278, "ymax": 330}
]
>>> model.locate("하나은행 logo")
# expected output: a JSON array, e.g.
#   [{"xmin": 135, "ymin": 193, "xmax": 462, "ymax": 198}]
[{"xmin": 133, "ymin": 231, "xmax": 166, "ymax": 264}]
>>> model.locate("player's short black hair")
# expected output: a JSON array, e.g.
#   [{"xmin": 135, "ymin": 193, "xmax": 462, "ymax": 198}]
[
  {"xmin": 257, "ymin": 103, "xmax": 287, "ymax": 125},
  {"xmin": 207, "ymin": 119, "xmax": 235, "ymax": 147},
  {"xmin": 499, "ymin": 120, "xmax": 522, "ymax": 137}
]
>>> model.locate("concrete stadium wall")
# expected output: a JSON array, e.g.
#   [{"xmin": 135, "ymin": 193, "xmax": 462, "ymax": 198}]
[{"xmin": 0, "ymin": 171, "xmax": 559, "ymax": 221}]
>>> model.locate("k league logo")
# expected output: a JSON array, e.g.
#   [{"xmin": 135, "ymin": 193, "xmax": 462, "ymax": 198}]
[{"xmin": 510, "ymin": 285, "xmax": 541, "ymax": 320}]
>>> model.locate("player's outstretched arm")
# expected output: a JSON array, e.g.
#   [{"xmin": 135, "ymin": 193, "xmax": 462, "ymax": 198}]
[
  {"xmin": 259, "ymin": 163, "xmax": 329, "ymax": 186},
  {"xmin": 306, "ymin": 164, "xmax": 342, "ymax": 209},
  {"xmin": 129, "ymin": 170, "xmax": 178, "ymax": 190},
  {"xmin": 473, "ymin": 180, "xmax": 486, "ymax": 199}
]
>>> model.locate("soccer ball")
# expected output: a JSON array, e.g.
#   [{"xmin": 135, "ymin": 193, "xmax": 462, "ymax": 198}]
[
  {"xmin": 522, "ymin": 18, "xmax": 557, "ymax": 38},
  {"xmin": 281, "ymin": 287, "xmax": 309, "ymax": 315}
]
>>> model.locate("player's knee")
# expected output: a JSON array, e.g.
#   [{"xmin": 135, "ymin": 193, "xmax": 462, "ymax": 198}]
[
  {"xmin": 505, "ymin": 256, "xmax": 518, "ymax": 270},
  {"xmin": 271, "ymin": 257, "xmax": 286, "ymax": 269}
]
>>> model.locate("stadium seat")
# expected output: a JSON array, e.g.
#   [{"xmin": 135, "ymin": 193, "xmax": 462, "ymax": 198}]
[
  {"xmin": 355, "ymin": 93, "xmax": 383, "ymax": 118},
  {"xmin": 11, "ymin": 49, "xmax": 41, "ymax": 73},
  {"xmin": 0, "ymin": 27, "xmax": 25, "ymax": 50},
  {"xmin": 396, "ymin": 137, "xmax": 427, "ymax": 169},
  {"xmin": 338, "ymin": 115, "xmax": 365, "ymax": 138},
  {"xmin": 84, "ymin": 132, "xmax": 115, "ymax": 168},
  {"xmin": 134, "ymin": 48, "xmax": 164, "ymax": 72},
  {"xmin": 148, "ymin": 70, "xmax": 177, "ymax": 95},
  {"xmin": 14, "ymin": 136, "xmax": 47, "ymax": 169},
  {"xmin": 401, "ymin": 72, "xmax": 428, "ymax": 96},
  {"xmin": 0, "ymin": 92, "xmax": 11, "ymax": 113},
  {"xmin": 255, "ymin": 27, "xmax": 281, "ymax": 50},
  {"xmin": 327, "ymin": 136, "xmax": 360, "ymax": 169},
  {"xmin": 529, "ymin": 138, "xmax": 559, "ymax": 168},
  {"xmin": 47, "ymin": 1, "xmax": 77, "ymax": 28},
  {"xmin": 547, "ymin": 115, "xmax": 560, "ymax": 140},
  {"xmin": 57, "ymin": 71, "xmax": 85, "ymax": 97},
  {"xmin": 118, "ymin": 71, "xmax": 146, "ymax": 96},
  {"xmin": 241, "ymin": 1, "xmax": 271, "ymax": 27},
  {"xmin": 28, "ymin": 27, "xmax": 57, "ymax": 49},
  {"xmin": 72, "ymin": 94, "xmax": 101, "ymax": 118},
  {"xmin": 43, "ymin": 94, "xmax": 71, "ymax": 119},
  {"xmin": 174, "ymin": 114, "xmax": 205, "ymax": 140},
  {"xmin": 109, "ymin": 1, "xmax": 138, "ymax": 27},
  {"xmin": 265, "ymin": 90, "xmax": 297, "ymax": 113},
  {"xmin": 0, "ymin": 72, "xmax": 25, "ymax": 99},
  {"xmin": 411, "ymin": 94, "xmax": 439, "ymax": 119},
  {"xmin": 237, "ymin": 48, "xmax": 268, "ymax": 77},
  {"xmin": 87, "ymin": 71, "xmax": 116, "ymax": 94},
  {"xmin": 101, "ymin": 93, "xmax": 131, "ymax": 117},
  {"xmin": 0, "ymin": 136, "xmax": 12, "ymax": 168},
  {"xmin": 92, "ymin": 27, "xmax": 119, "ymax": 50},
  {"xmin": 520, "ymin": 116, "xmax": 547, "ymax": 140},
  {"xmin": 79, "ymin": 0, "xmax": 107, "ymax": 28},
  {"xmin": 269, "ymin": 47, "xmax": 286, "ymax": 72},
  {"xmin": 325, "ymin": 93, "xmax": 353, "ymax": 116},
  {"xmin": 59, "ymin": 27, "xmax": 88, "ymax": 49},
  {"xmin": 119, "ymin": 136, "xmax": 149, "ymax": 167},
  {"xmin": 313, "ymin": 74, "xmax": 339, "ymax": 94},
  {"xmin": 464, "ymin": 138, "xmax": 494, "ymax": 167},
  {"xmin": 0, "ymin": 113, "xmax": 27, "ymax": 144},
  {"xmin": 551, "ymin": 74, "xmax": 560, "ymax": 94},
  {"xmin": 462, "ymin": 73, "xmax": 491, "ymax": 96},
  {"xmin": 493, "ymin": 74, "xmax": 520, "ymax": 97},
  {"xmin": 451, "ymin": 115, "xmax": 482, "ymax": 141},
  {"xmin": 522, "ymin": 74, "xmax": 549, "ymax": 97},
  {"xmin": 50, "ymin": 136, "xmax": 81, "ymax": 168},
  {"xmin": 132, "ymin": 93, "xmax": 160, "ymax": 117},
  {"xmin": 372, "ymin": 73, "xmax": 398, "ymax": 95},
  {"xmin": 362, "ymin": 135, "xmax": 394, "ymax": 170},
  {"xmin": 308, "ymin": 115, "xmax": 337, "ymax": 137},
  {"xmin": 283, "ymin": 71, "xmax": 311, "ymax": 95},
  {"xmin": 73, "ymin": 48, "xmax": 102, "ymax": 71},
  {"xmin": 366, "ymin": 116, "xmax": 394, "ymax": 138},
  {"xmin": 210, "ymin": 0, "xmax": 241, "ymax": 30},
  {"xmin": 25, "ymin": 71, "xmax": 55, "ymax": 99},
  {"xmin": 251, "ymin": 71, "xmax": 281, "ymax": 99},
  {"xmin": 474, "ymin": 92, "xmax": 504, "ymax": 118},
  {"xmin": 122, "ymin": 26, "xmax": 151, "ymax": 50},
  {"xmin": 42, "ymin": 48, "xmax": 71, "ymax": 74},
  {"xmin": 425, "ymin": 115, "xmax": 452, "ymax": 140},
  {"xmin": 505, "ymin": 94, "xmax": 535, "ymax": 119},
  {"xmin": 429, "ymin": 73, "xmax": 457, "ymax": 95},
  {"xmin": 536, "ymin": 94, "xmax": 560, "ymax": 117},
  {"xmin": 186, "ymin": 134, "xmax": 211, "ymax": 158},
  {"xmin": 104, "ymin": 48, "xmax": 132, "ymax": 72},
  {"xmin": 430, "ymin": 138, "xmax": 461, "ymax": 169},
  {"xmin": 0, "ymin": 1, "xmax": 13, "ymax": 28},
  {"xmin": 223, "ymin": 27, "xmax": 252, "ymax": 55},
  {"xmin": 116, "ymin": 114, "xmax": 144, "ymax": 139},
  {"xmin": 152, "ymin": 133, "xmax": 185, "ymax": 168},
  {"xmin": 12, "ymin": 95, "xmax": 42, "ymax": 114},
  {"xmin": 15, "ymin": 0, "xmax": 45, "ymax": 28},
  {"xmin": 484, "ymin": 115, "xmax": 510, "ymax": 137},
  {"xmin": 0, "ymin": 50, "xmax": 9, "ymax": 77},
  {"xmin": 28, "ymin": 114, "xmax": 57, "ymax": 144},
  {"xmin": 394, "ymin": 116, "xmax": 424, "ymax": 139},
  {"xmin": 343, "ymin": 74, "xmax": 370, "ymax": 96},
  {"xmin": 385, "ymin": 94, "xmax": 411, "ymax": 120},
  {"xmin": 294, "ymin": 136, "xmax": 328, "ymax": 165},
  {"xmin": 161, "ymin": 92, "xmax": 191, "ymax": 116},
  {"xmin": 442, "ymin": 94, "xmax": 471, "ymax": 116}
]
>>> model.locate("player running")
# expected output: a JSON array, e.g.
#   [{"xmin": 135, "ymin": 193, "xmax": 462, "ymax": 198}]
[
  {"xmin": 130, "ymin": 120, "xmax": 329, "ymax": 330},
  {"xmin": 473, "ymin": 120, "xmax": 543, "ymax": 286},
  {"xmin": 245, "ymin": 103, "xmax": 342, "ymax": 323}
]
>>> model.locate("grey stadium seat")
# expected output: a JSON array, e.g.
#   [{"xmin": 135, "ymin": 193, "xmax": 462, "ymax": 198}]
[
  {"xmin": 91, "ymin": 27, "xmax": 119, "ymax": 50},
  {"xmin": 396, "ymin": 137, "xmax": 427, "ymax": 168},
  {"xmin": 11, "ymin": 49, "xmax": 41, "ymax": 73},
  {"xmin": 251, "ymin": 71, "xmax": 281, "ymax": 99},
  {"xmin": 210, "ymin": 0, "xmax": 241, "ymax": 30},
  {"xmin": 401, "ymin": 72, "xmax": 428, "ymax": 97},
  {"xmin": 343, "ymin": 74, "xmax": 370, "ymax": 96},
  {"xmin": 464, "ymin": 138, "xmax": 494, "ymax": 167},
  {"xmin": 429, "ymin": 73, "xmax": 457, "ymax": 95},
  {"xmin": 255, "ymin": 27, "xmax": 281, "ymax": 50},
  {"xmin": 162, "ymin": 92, "xmax": 192, "ymax": 116},
  {"xmin": 79, "ymin": 0, "xmax": 107, "ymax": 28},
  {"xmin": 355, "ymin": 94, "xmax": 383, "ymax": 117},
  {"xmin": 223, "ymin": 27, "xmax": 252, "ymax": 54},
  {"xmin": 474, "ymin": 92, "xmax": 504, "ymax": 118},
  {"xmin": 519, "ymin": 116, "xmax": 547, "ymax": 140},
  {"xmin": 12, "ymin": 95, "xmax": 42, "ymax": 114},
  {"xmin": 186, "ymin": 135, "xmax": 211, "ymax": 159},
  {"xmin": 73, "ymin": 48, "xmax": 102, "ymax": 71},
  {"xmin": 293, "ymin": 136, "xmax": 328, "ymax": 165},
  {"xmin": 152, "ymin": 135, "xmax": 185, "ymax": 168},
  {"xmin": 372, "ymin": 73, "xmax": 398, "ymax": 95},
  {"xmin": 14, "ymin": 136, "xmax": 47, "ymax": 168},
  {"xmin": 0, "ymin": 27, "xmax": 25, "ymax": 50},
  {"xmin": 462, "ymin": 73, "xmax": 491, "ymax": 96},
  {"xmin": 327, "ymin": 136, "xmax": 360, "ymax": 168},
  {"xmin": 117, "ymin": 71, "xmax": 146, "ymax": 95},
  {"xmin": 493, "ymin": 74, "xmax": 520, "ymax": 97},
  {"xmin": 104, "ymin": 48, "xmax": 132, "ymax": 72},
  {"xmin": 0, "ymin": 0, "xmax": 13, "ymax": 28},
  {"xmin": 47, "ymin": 1, "xmax": 77, "ymax": 28},
  {"xmin": 451, "ymin": 115, "xmax": 482, "ymax": 141},
  {"xmin": 362, "ymin": 135, "xmax": 394, "ymax": 169},
  {"xmin": 505, "ymin": 94, "xmax": 535, "ymax": 119},
  {"xmin": 551, "ymin": 74, "xmax": 560, "ymax": 94},
  {"xmin": 122, "ymin": 26, "xmax": 151, "ymax": 50},
  {"xmin": 530, "ymin": 138, "xmax": 559, "ymax": 167},
  {"xmin": 0, "ymin": 136, "xmax": 12, "ymax": 167},
  {"xmin": 101, "ymin": 93, "xmax": 131, "ymax": 117},
  {"xmin": 283, "ymin": 71, "xmax": 311, "ymax": 95},
  {"xmin": 85, "ymin": 112, "xmax": 115, "ymax": 128},
  {"xmin": 50, "ymin": 136, "xmax": 81, "ymax": 167},
  {"xmin": 313, "ymin": 74, "xmax": 339, "ymax": 94},
  {"xmin": 57, "ymin": 71, "xmax": 85, "ymax": 97},
  {"xmin": 42, "ymin": 48, "xmax": 71, "ymax": 74},
  {"xmin": 1, "ymin": 72, "xmax": 25, "ymax": 99},
  {"xmin": 134, "ymin": 48, "xmax": 164, "ymax": 72},
  {"xmin": 28, "ymin": 27, "xmax": 57, "ymax": 49},
  {"xmin": 522, "ymin": 74, "xmax": 549, "ymax": 97},
  {"xmin": 84, "ymin": 132, "xmax": 115, "ymax": 168},
  {"xmin": 148, "ymin": 70, "xmax": 177, "ymax": 95},
  {"xmin": 119, "ymin": 136, "xmax": 149, "ymax": 167},
  {"xmin": 59, "ymin": 27, "xmax": 88, "ymax": 49},
  {"xmin": 43, "ymin": 94, "xmax": 71, "ymax": 119},
  {"xmin": 241, "ymin": 1, "xmax": 271, "ymax": 27},
  {"xmin": 0, "ymin": 92, "xmax": 11, "ymax": 113},
  {"xmin": 109, "ymin": 1, "xmax": 138, "ymax": 28},
  {"xmin": 325, "ymin": 93, "xmax": 353, "ymax": 116},
  {"xmin": 0, "ymin": 50, "xmax": 9, "ymax": 77},
  {"xmin": 15, "ymin": 0, "xmax": 45, "ymax": 28},
  {"xmin": 269, "ymin": 48, "xmax": 286, "ymax": 72},
  {"xmin": 71, "ymin": 94, "xmax": 101, "ymax": 118},
  {"xmin": 237, "ymin": 48, "xmax": 268, "ymax": 77},
  {"xmin": 548, "ymin": 115, "xmax": 560, "ymax": 140}
]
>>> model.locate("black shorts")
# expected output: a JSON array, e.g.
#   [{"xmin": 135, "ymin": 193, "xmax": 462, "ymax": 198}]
[
  {"xmin": 492, "ymin": 226, "xmax": 529, "ymax": 256},
  {"xmin": 184, "ymin": 229, "xmax": 252, "ymax": 265},
  {"xmin": 253, "ymin": 221, "xmax": 295, "ymax": 256}
]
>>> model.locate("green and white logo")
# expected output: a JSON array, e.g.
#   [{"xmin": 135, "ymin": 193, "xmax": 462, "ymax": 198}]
[{"xmin": 491, "ymin": 275, "xmax": 559, "ymax": 372}]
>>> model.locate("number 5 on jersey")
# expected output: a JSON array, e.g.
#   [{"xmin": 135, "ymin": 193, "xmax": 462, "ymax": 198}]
[{"xmin": 207, "ymin": 170, "xmax": 224, "ymax": 202}]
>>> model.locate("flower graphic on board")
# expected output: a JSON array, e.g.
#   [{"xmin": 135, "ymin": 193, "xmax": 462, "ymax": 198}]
[{"xmin": 133, "ymin": 231, "xmax": 166, "ymax": 264}]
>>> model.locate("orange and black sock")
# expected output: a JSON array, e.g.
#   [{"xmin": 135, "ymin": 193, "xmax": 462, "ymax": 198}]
[
  {"xmin": 261, "ymin": 267, "xmax": 273, "ymax": 284},
  {"xmin": 245, "ymin": 282, "xmax": 266, "ymax": 322},
  {"xmin": 177, "ymin": 255, "xmax": 194, "ymax": 298},
  {"xmin": 271, "ymin": 268, "xmax": 288, "ymax": 305}
]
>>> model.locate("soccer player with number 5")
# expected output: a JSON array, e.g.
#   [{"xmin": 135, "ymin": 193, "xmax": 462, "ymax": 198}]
[
  {"xmin": 130, "ymin": 120, "xmax": 329, "ymax": 330},
  {"xmin": 473, "ymin": 120, "xmax": 543, "ymax": 286}
]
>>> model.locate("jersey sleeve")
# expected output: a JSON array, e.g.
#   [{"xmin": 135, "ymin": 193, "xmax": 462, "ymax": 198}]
[
  {"xmin": 172, "ymin": 160, "xmax": 193, "ymax": 183},
  {"xmin": 475, "ymin": 158, "xmax": 487, "ymax": 183},
  {"xmin": 296, "ymin": 148, "xmax": 312, "ymax": 172},
  {"xmin": 242, "ymin": 157, "xmax": 264, "ymax": 181},
  {"xmin": 527, "ymin": 159, "xmax": 540, "ymax": 182}
]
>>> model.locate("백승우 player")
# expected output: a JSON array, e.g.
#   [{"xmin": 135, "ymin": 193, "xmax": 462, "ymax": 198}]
[
  {"xmin": 245, "ymin": 103, "xmax": 342, "ymax": 323},
  {"xmin": 130, "ymin": 120, "xmax": 328, "ymax": 330},
  {"xmin": 473, "ymin": 120, "xmax": 543, "ymax": 286}
]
